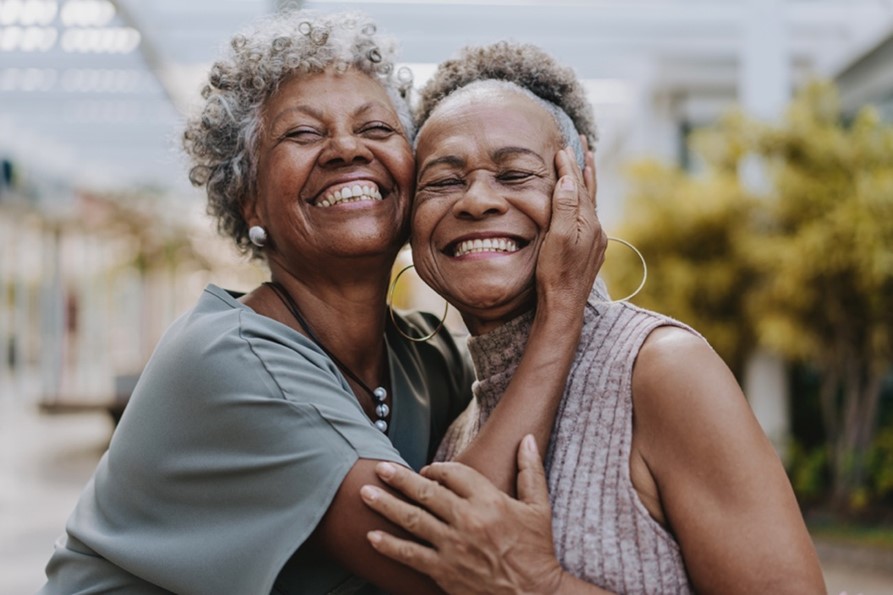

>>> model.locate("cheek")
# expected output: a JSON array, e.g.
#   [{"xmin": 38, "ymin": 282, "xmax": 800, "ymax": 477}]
[
  {"xmin": 386, "ymin": 142, "xmax": 415, "ymax": 188},
  {"xmin": 409, "ymin": 204, "xmax": 445, "ymax": 285},
  {"xmin": 517, "ymin": 187, "xmax": 554, "ymax": 233},
  {"xmin": 409, "ymin": 206, "xmax": 435, "ymax": 260}
]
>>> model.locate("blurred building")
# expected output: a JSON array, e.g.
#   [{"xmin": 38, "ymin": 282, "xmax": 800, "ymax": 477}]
[{"xmin": 2, "ymin": 0, "xmax": 892, "ymax": 424}]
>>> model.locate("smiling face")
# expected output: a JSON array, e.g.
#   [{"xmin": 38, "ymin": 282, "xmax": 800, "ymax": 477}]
[
  {"xmin": 411, "ymin": 87, "xmax": 563, "ymax": 334},
  {"xmin": 249, "ymin": 68, "xmax": 414, "ymax": 278}
]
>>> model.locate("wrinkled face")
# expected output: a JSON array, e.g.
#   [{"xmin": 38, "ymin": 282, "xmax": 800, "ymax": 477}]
[
  {"xmin": 411, "ymin": 88, "xmax": 563, "ymax": 334},
  {"xmin": 250, "ymin": 69, "xmax": 414, "ymax": 274}
]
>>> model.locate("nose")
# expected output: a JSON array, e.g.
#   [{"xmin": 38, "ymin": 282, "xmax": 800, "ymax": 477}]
[
  {"xmin": 319, "ymin": 130, "xmax": 373, "ymax": 167},
  {"xmin": 452, "ymin": 176, "xmax": 508, "ymax": 219}
]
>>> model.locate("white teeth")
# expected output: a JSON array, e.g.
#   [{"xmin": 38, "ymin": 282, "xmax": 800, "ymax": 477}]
[
  {"xmin": 317, "ymin": 182, "xmax": 384, "ymax": 207},
  {"xmin": 454, "ymin": 238, "xmax": 519, "ymax": 257}
]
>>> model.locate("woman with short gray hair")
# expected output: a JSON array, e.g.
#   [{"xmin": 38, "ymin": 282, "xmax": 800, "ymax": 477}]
[
  {"xmin": 38, "ymin": 10, "xmax": 604, "ymax": 595},
  {"xmin": 361, "ymin": 41, "xmax": 826, "ymax": 595}
]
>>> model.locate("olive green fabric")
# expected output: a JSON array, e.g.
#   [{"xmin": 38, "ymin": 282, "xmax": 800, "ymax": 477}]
[{"xmin": 40, "ymin": 285, "xmax": 473, "ymax": 595}]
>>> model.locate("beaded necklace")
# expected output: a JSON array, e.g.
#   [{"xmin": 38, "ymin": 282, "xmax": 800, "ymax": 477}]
[{"xmin": 265, "ymin": 281, "xmax": 390, "ymax": 433}]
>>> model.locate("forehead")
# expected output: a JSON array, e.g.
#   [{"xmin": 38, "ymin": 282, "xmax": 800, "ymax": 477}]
[
  {"xmin": 416, "ymin": 88, "xmax": 561, "ymax": 162},
  {"xmin": 265, "ymin": 68, "xmax": 396, "ymax": 124}
]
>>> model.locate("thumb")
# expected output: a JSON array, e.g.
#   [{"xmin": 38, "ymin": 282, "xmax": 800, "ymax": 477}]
[{"xmin": 516, "ymin": 434, "xmax": 550, "ymax": 506}]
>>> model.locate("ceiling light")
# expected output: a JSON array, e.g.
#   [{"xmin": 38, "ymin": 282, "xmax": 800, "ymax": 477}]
[
  {"xmin": 60, "ymin": 0, "xmax": 114, "ymax": 27},
  {"xmin": 0, "ymin": 0, "xmax": 57, "ymax": 26},
  {"xmin": 60, "ymin": 26, "xmax": 139, "ymax": 53}
]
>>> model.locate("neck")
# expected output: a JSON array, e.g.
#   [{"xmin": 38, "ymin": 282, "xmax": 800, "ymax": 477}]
[
  {"xmin": 287, "ymin": 281, "xmax": 386, "ymax": 361},
  {"xmin": 460, "ymin": 301, "xmax": 537, "ymax": 336},
  {"xmin": 258, "ymin": 259, "xmax": 393, "ymax": 381}
]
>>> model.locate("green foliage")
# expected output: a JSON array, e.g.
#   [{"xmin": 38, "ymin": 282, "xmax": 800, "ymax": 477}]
[
  {"xmin": 619, "ymin": 80, "xmax": 893, "ymax": 509},
  {"xmin": 869, "ymin": 425, "xmax": 893, "ymax": 501},
  {"xmin": 612, "ymin": 162, "xmax": 759, "ymax": 375},
  {"xmin": 741, "ymin": 83, "xmax": 893, "ymax": 370},
  {"xmin": 787, "ymin": 441, "xmax": 828, "ymax": 504}
]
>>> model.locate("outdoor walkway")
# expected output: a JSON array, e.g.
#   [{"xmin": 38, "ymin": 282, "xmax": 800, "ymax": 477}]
[{"xmin": 2, "ymin": 395, "xmax": 892, "ymax": 595}]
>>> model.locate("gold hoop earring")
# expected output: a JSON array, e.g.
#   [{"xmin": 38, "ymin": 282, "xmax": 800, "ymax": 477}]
[
  {"xmin": 604, "ymin": 236, "xmax": 648, "ymax": 303},
  {"xmin": 387, "ymin": 264, "xmax": 450, "ymax": 343}
]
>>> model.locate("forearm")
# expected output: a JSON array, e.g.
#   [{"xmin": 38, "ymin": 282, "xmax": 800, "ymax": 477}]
[{"xmin": 452, "ymin": 302, "xmax": 584, "ymax": 494}]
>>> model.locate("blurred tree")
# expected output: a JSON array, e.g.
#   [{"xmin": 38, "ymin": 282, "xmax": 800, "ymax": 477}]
[
  {"xmin": 613, "ymin": 155, "xmax": 759, "ymax": 378},
  {"xmin": 616, "ymin": 81, "xmax": 893, "ymax": 510},
  {"xmin": 740, "ymin": 82, "xmax": 893, "ymax": 509}
]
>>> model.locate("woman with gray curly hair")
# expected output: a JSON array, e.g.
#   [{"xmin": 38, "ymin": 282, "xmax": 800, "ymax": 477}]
[
  {"xmin": 360, "ymin": 42, "xmax": 826, "ymax": 594},
  {"xmin": 38, "ymin": 12, "xmax": 605, "ymax": 595}
]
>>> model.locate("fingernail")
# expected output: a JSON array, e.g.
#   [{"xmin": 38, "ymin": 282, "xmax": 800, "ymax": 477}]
[
  {"xmin": 360, "ymin": 485, "xmax": 381, "ymax": 502},
  {"xmin": 377, "ymin": 462, "xmax": 396, "ymax": 479},
  {"xmin": 523, "ymin": 434, "xmax": 537, "ymax": 454},
  {"xmin": 560, "ymin": 177, "xmax": 575, "ymax": 191},
  {"xmin": 367, "ymin": 530, "xmax": 383, "ymax": 546}
]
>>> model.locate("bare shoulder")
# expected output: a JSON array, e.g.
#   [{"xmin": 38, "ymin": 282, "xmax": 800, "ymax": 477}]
[
  {"xmin": 632, "ymin": 325, "xmax": 742, "ymax": 417},
  {"xmin": 630, "ymin": 325, "xmax": 825, "ymax": 593},
  {"xmin": 631, "ymin": 324, "xmax": 765, "ymax": 477}
]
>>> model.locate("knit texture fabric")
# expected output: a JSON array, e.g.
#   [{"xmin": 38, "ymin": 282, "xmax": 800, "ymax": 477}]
[{"xmin": 435, "ymin": 285, "xmax": 695, "ymax": 594}]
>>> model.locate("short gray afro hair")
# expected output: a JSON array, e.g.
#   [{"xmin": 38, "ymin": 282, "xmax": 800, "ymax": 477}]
[
  {"xmin": 415, "ymin": 41, "xmax": 597, "ymax": 149},
  {"xmin": 182, "ymin": 9, "xmax": 414, "ymax": 258}
]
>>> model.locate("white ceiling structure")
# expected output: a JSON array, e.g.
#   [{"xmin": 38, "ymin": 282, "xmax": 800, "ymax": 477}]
[{"xmin": 2, "ymin": 0, "xmax": 893, "ymax": 203}]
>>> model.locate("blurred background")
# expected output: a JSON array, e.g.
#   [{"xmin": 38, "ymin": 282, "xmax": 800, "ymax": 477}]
[{"xmin": 2, "ymin": 0, "xmax": 892, "ymax": 592}]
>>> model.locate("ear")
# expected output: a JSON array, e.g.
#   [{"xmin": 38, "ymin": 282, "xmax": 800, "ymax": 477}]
[{"xmin": 242, "ymin": 197, "xmax": 261, "ymax": 228}]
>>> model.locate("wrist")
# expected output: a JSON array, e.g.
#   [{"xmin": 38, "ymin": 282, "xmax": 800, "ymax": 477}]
[
  {"xmin": 535, "ymin": 285, "xmax": 589, "ymax": 321},
  {"xmin": 551, "ymin": 570, "xmax": 614, "ymax": 595},
  {"xmin": 531, "ymin": 298, "xmax": 585, "ymax": 339},
  {"xmin": 528, "ymin": 563, "xmax": 567, "ymax": 595}
]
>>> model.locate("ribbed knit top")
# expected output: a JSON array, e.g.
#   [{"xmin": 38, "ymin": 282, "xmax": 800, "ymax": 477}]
[{"xmin": 435, "ymin": 284, "xmax": 695, "ymax": 594}]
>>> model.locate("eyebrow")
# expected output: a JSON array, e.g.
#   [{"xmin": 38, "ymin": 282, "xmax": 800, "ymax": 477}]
[
  {"xmin": 418, "ymin": 155, "xmax": 466, "ymax": 178},
  {"xmin": 269, "ymin": 101, "xmax": 391, "ymax": 132},
  {"xmin": 419, "ymin": 145, "xmax": 547, "ymax": 178},
  {"xmin": 492, "ymin": 146, "xmax": 547, "ymax": 165}
]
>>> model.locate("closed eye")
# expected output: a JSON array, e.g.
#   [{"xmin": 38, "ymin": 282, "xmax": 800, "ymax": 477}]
[
  {"xmin": 425, "ymin": 177, "xmax": 463, "ymax": 189},
  {"xmin": 359, "ymin": 122, "xmax": 397, "ymax": 139},
  {"xmin": 499, "ymin": 171, "xmax": 534, "ymax": 183},
  {"xmin": 283, "ymin": 127, "xmax": 323, "ymax": 143}
]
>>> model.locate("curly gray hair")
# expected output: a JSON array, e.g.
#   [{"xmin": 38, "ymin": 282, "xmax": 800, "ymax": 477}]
[
  {"xmin": 182, "ymin": 9, "xmax": 414, "ymax": 258},
  {"xmin": 415, "ymin": 41, "xmax": 597, "ymax": 167}
]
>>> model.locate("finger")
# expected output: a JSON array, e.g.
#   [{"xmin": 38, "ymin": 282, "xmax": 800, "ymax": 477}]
[
  {"xmin": 360, "ymin": 484, "xmax": 447, "ymax": 543},
  {"xmin": 581, "ymin": 134, "xmax": 597, "ymax": 207},
  {"xmin": 374, "ymin": 462, "xmax": 463, "ymax": 521},
  {"xmin": 562, "ymin": 145, "xmax": 586, "ymax": 196},
  {"xmin": 420, "ymin": 461, "xmax": 493, "ymax": 500},
  {"xmin": 367, "ymin": 530, "xmax": 442, "ymax": 576},
  {"xmin": 580, "ymin": 133, "xmax": 590, "ymax": 155},
  {"xmin": 552, "ymin": 149, "xmax": 580, "ymax": 210},
  {"xmin": 516, "ymin": 434, "xmax": 551, "ymax": 507}
]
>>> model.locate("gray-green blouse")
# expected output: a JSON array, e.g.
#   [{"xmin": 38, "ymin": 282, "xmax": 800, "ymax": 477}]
[{"xmin": 39, "ymin": 285, "xmax": 473, "ymax": 595}]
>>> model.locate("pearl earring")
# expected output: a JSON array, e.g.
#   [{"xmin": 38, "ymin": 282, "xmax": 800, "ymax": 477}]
[{"xmin": 248, "ymin": 225, "xmax": 267, "ymax": 248}]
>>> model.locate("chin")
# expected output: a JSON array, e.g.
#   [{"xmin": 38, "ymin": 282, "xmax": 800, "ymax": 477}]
[{"xmin": 447, "ymin": 285, "xmax": 534, "ymax": 321}]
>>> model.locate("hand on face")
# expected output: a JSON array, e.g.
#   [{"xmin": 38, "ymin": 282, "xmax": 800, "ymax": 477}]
[
  {"xmin": 535, "ymin": 137, "xmax": 606, "ymax": 317},
  {"xmin": 360, "ymin": 436, "xmax": 565, "ymax": 595}
]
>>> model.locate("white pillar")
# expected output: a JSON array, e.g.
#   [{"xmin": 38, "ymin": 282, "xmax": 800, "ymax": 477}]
[
  {"xmin": 739, "ymin": 0, "xmax": 792, "ymax": 459},
  {"xmin": 739, "ymin": 0, "xmax": 791, "ymax": 121}
]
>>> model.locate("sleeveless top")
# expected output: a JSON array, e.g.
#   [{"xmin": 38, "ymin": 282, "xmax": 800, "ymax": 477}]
[{"xmin": 435, "ymin": 284, "xmax": 695, "ymax": 594}]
